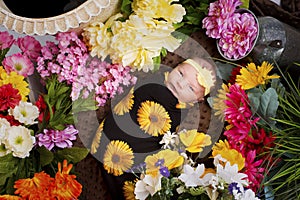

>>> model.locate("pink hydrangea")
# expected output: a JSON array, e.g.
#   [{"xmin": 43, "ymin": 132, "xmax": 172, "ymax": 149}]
[
  {"xmin": 2, "ymin": 52, "xmax": 34, "ymax": 77},
  {"xmin": 16, "ymin": 35, "xmax": 42, "ymax": 60},
  {"xmin": 0, "ymin": 31, "xmax": 15, "ymax": 50},
  {"xmin": 36, "ymin": 125, "xmax": 78, "ymax": 150},
  {"xmin": 218, "ymin": 12, "xmax": 258, "ymax": 59}
]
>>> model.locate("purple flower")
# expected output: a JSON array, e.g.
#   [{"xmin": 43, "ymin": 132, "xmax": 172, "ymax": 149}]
[
  {"xmin": 159, "ymin": 166, "xmax": 170, "ymax": 177},
  {"xmin": 36, "ymin": 125, "xmax": 78, "ymax": 151},
  {"xmin": 228, "ymin": 182, "xmax": 241, "ymax": 195}
]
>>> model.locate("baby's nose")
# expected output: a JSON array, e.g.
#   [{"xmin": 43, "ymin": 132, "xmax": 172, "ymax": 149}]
[{"xmin": 177, "ymin": 79, "xmax": 188, "ymax": 89}]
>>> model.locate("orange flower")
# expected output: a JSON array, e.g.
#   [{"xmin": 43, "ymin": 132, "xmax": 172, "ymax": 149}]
[
  {"xmin": 14, "ymin": 171, "xmax": 54, "ymax": 199},
  {"xmin": 0, "ymin": 195, "xmax": 22, "ymax": 200},
  {"xmin": 52, "ymin": 160, "xmax": 82, "ymax": 200}
]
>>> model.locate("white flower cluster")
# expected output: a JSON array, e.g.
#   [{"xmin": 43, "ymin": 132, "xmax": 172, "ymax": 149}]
[{"xmin": 0, "ymin": 102, "xmax": 38, "ymax": 158}]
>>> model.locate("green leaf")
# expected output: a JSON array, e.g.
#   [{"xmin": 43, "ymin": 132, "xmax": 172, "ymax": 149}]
[
  {"xmin": 37, "ymin": 146, "xmax": 54, "ymax": 167},
  {"xmin": 121, "ymin": 0, "xmax": 132, "ymax": 16},
  {"xmin": 240, "ymin": 0, "xmax": 250, "ymax": 9},
  {"xmin": 215, "ymin": 61, "xmax": 236, "ymax": 81},
  {"xmin": 259, "ymin": 88, "xmax": 279, "ymax": 119},
  {"xmin": 54, "ymin": 147, "xmax": 89, "ymax": 164},
  {"xmin": 0, "ymin": 154, "xmax": 19, "ymax": 186},
  {"xmin": 152, "ymin": 55, "xmax": 161, "ymax": 72}
]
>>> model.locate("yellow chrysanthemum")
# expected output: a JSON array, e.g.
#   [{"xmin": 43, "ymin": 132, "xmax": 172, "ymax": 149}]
[
  {"xmin": 179, "ymin": 129, "xmax": 212, "ymax": 153},
  {"xmin": 103, "ymin": 140, "xmax": 134, "ymax": 176},
  {"xmin": 0, "ymin": 66, "xmax": 29, "ymax": 101},
  {"xmin": 114, "ymin": 87, "xmax": 135, "ymax": 115},
  {"xmin": 236, "ymin": 61, "xmax": 280, "ymax": 90},
  {"xmin": 212, "ymin": 83, "xmax": 230, "ymax": 121},
  {"xmin": 132, "ymin": 0, "xmax": 186, "ymax": 23},
  {"xmin": 212, "ymin": 140, "xmax": 245, "ymax": 171},
  {"xmin": 82, "ymin": 13, "xmax": 123, "ymax": 59},
  {"xmin": 123, "ymin": 180, "xmax": 137, "ymax": 200},
  {"xmin": 137, "ymin": 101, "xmax": 171, "ymax": 136},
  {"xmin": 90, "ymin": 119, "xmax": 105, "ymax": 154},
  {"xmin": 145, "ymin": 149, "xmax": 184, "ymax": 176}
]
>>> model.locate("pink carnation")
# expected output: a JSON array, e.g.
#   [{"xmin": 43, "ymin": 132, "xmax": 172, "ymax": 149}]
[
  {"xmin": 16, "ymin": 35, "xmax": 42, "ymax": 60},
  {"xmin": 0, "ymin": 31, "xmax": 15, "ymax": 50}
]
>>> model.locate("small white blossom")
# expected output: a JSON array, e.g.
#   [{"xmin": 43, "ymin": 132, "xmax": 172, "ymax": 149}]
[
  {"xmin": 9, "ymin": 101, "xmax": 39, "ymax": 125},
  {"xmin": 0, "ymin": 143, "xmax": 11, "ymax": 157},
  {"xmin": 159, "ymin": 131, "xmax": 178, "ymax": 149},
  {"xmin": 217, "ymin": 162, "xmax": 248, "ymax": 186},
  {"xmin": 4, "ymin": 126, "xmax": 36, "ymax": 158},
  {"xmin": 134, "ymin": 174, "xmax": 162, "ymax": 200},
  {"xmin": 178, "ymin": 164, "xmax": 206, "ymax": 187}
]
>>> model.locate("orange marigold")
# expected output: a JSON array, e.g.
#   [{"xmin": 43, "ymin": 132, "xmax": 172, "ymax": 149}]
[
  {"xmin": 0, "ymin": 195, "xmax": 22, "ymax": 200},
  {"xmin": 14, "ymin": 171, "xmax": 54, "ymax": 199},
  {"xmin": 52, "ymin": 160, "xmax": 82, "ymax": 200}
]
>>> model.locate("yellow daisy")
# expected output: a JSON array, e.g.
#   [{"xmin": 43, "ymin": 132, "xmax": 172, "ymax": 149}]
[
  {"xmin": 212, "ymin": 140, "xmax": 245, "ymax": 171},
  {"xmin": 179, "ymin": 129, "xmax": 212, "ymax": 153},
  {"xmin": 90, "ymin": 119, "xmax": 105, "ymax": 154},
  {"xmin": 0, "ymin": 67, "xmax": 30, "ymax": 101},
  {"xmin": 236, "ymin": 61, "xmax": 280, "ymax": 90},
  {"xmin": 212, "ymin": 83, "xmax": 230, "ymax": 121},
  {"xmin": 113, "ymin": 87, "xmax": 135, "ymax": 115},
  {"xmin": 137, "ymin": 101, "xmax": 171, "ymax": 136},
  {"xmin": 145, "ymin": 149, "xmax": 184, "ymax": 177},
  {"xmin": 123, "ymin": 180, "xmax": 137, "ymax": 200},
  {"xmin": 103, "ymin": 140, "xmax": 134, "ymax": 176}
]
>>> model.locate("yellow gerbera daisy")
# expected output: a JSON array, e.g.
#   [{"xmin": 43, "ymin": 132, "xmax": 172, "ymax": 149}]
[
  {"xmin": 123, "ymin": 180, "xmax": 137, "ymax": 200},
  {"xmin": 103, "ymin": 140, "xmax": 134, "ymax": 176},
  {"xmin": 90, "ymin": 119, "xmax": 105, "ymax": 154},
  {"xmin": 212, "ymin": 83, "xmax": 230, "ymax": 121},
  {"xmin": 113, "ymin": 87, "xmax": 135, "ymax": 115},
  {"xmin": 179, "ymin": 129, "xmax": 212, "ymax": 153},
  {"xmin": 145, "ymin": 149, "xmax": 184, "ymax": 176},
  {"xmin": 0, "ymin": 67, "xmax": 29, "ymax": 101},
  {"xmin": 137, "ymin": 101, "xmax": 171, "ymax": 136},
  {"xmin": 212, "ymin": 140, "xmax": 245, "ymax": 171},
  {"xmin": 236, "ymin": 61, "xmax": 280, "ymax": 90}
]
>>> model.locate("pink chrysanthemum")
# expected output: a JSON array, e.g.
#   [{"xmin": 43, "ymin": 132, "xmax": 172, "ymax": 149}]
[
  {"xmin": 0, "ymin": 31, "xmax": 15, "ymax": 50},
  {"xmin": 16, "ymin": 36, "xmax": 42, "ymax": 60},
  {"xmin": 36, "ymin": 125, "xmax": 78, "ymax": 150},
  {"xmin": 218, "ymin": 12, "xmax": 258, "ymax": 59},
  {"xmin": 2, "ymin": 53, "xmax": 34, "ymax": 77},
  {"xmin": 202, "ymin": 0, "xmax": 242, "ymax": 38}
]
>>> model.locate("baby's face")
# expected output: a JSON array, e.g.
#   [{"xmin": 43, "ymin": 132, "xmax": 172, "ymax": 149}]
[{"xmin": 165, "ymin": 62, "xmax": 206, "ymax": 103}]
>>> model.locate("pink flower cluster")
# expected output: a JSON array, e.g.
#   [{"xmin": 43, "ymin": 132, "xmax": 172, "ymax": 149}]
[
  {"xmin": 202, "ymin": 0, "xmax": 258, "ymax": 59},
  {"xmin": 0, "ymin": 31, "xmax": 41, "ymax": 77},
  {"xmin": 224, "ymin": 83, "xmax": 276, "ymax": 191},
  {"xmin": 36, "ymin": 125, "xmax": 78, "ymax": 150},
  {"xmin": 36, "ymin": 31, "xmax": 137, "ymax": 106}
]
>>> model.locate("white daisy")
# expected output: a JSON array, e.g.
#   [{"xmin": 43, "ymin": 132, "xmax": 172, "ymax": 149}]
[{"xmin": 0, "ymin": 118, "xmax": 10, "ymax": 142}]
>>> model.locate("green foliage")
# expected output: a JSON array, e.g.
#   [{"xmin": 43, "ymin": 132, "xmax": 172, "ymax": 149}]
[
  {"xmin": 263, "ymin": 69, "xmax": 300, "ymax": 199},
  {"xmin": 176, "ymin": 0, "xmax": 210, "ymax": 35}
]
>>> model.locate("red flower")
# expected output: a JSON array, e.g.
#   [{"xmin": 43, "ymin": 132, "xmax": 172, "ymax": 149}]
[
  {"xmin": 35, "ymin": 95, "xmax": 50, "ymax": 122},
  {"xmin": 0, "ymin": 84, "xmax": 21, "ymax": 111},
  {"xmin": 228, "ymin": 66, "xmax": 242, "ymax": 84},
  {"xmin": 0, "ymin": 114, "xmax": 20, "ymax": 126}
]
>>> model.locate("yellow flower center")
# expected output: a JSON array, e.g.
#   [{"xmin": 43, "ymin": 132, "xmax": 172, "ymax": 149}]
[
  {"xmin": 21, "ymin": 110, "xmax": 27, "ymax": 117},
  {"xmin": 15, "ymin": 136, "xmax": 24, "ymax": 145},
  {"xmin": 15, "ymin": 63, "xmax": 23, "ymax": 71}
]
